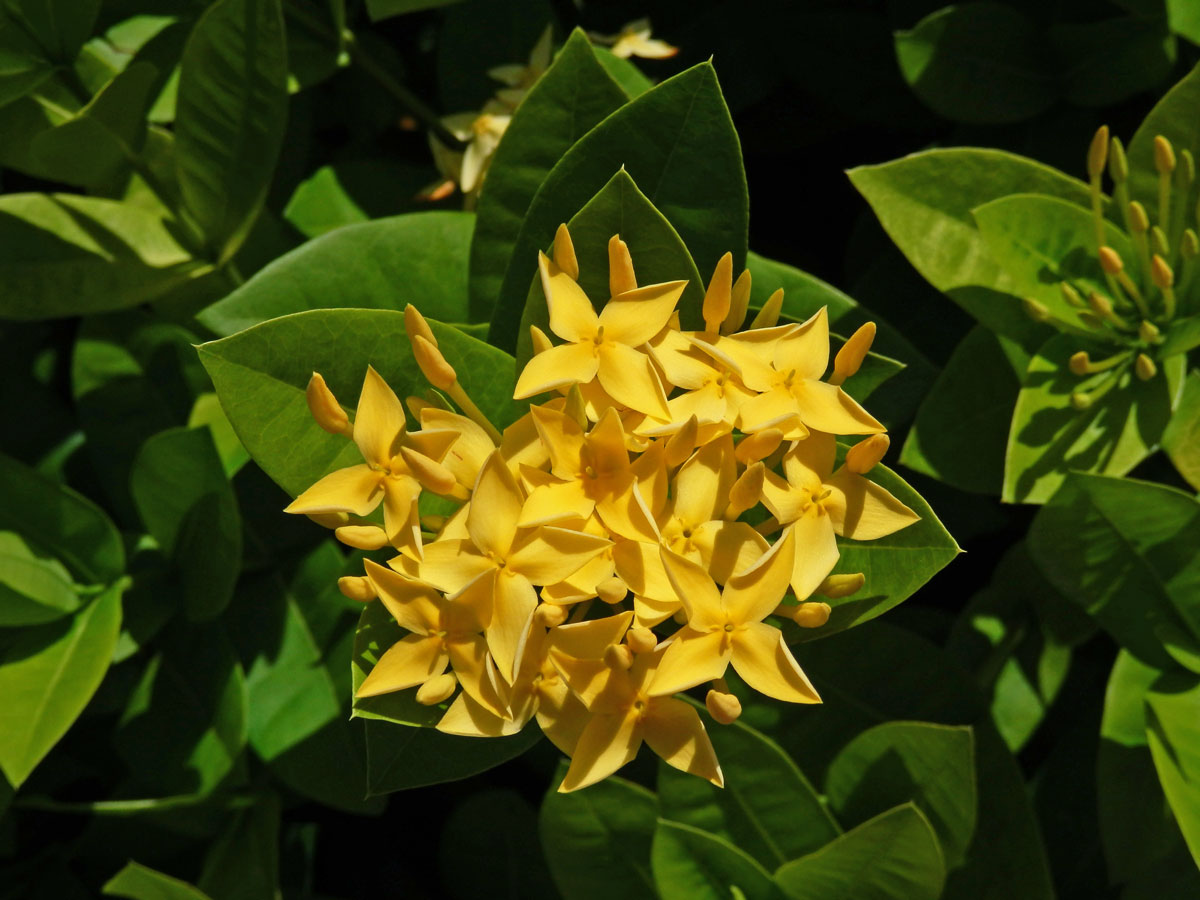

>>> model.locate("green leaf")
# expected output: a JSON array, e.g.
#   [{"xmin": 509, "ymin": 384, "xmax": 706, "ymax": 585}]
[
  {"xmin": 175, "ymin": 0, "xmax": 288, "ymax": 259},
  {"xmin": 188, "ymin": 393, "xmax": 250, "ymax": 477},
  {"xmin": 515, "ymin": 168, "xmax": 704, "ymax": 366},
  {"xmin": 774, "ymin": 804, "xmax": 946, "ymax": 900},
  {"xmin": 351, "ymin": 593, "xmax": 439, "ymax": 726},
  {"xmin": 0, "ymin": 193, "xmax": 199, "ymax": 320},
  {"xmin": 365, "ymin": 0, "xmax": 461, "ymax": 19},
  {"xmin": 439, "ymin": 789, "xmax": 557, "ymax": 899},
  {"xmin": 1050, "ymin": 16, "xmax": 1176, "ymax": 108},
  {"xmin": 197, "ymin": 211, "xmax": 474, "ymax": 335},
  {"xmin": 1159, "ymin": 315, "xmax": 1200, "ymax": 358},
  {"xmin": 0, "ymin": 450, "xmax": 124, "ymax": 583},
  {"xmin": 468, "ymin": 29, "xmax": 627, "ymax": 321},
  {"xmin": 490, "ymin": 62, "xmax": 747, "ymax": 351},
  {"xmin": 198, "ymin": 310, "xmax": 521, "ymax": 498},
  {"xmin": 848, "ymin": 148, "xmax": 1093, "ymax": 343},
  {"xmin": 4, "ymin": 0, "xmax": 100, "ymax": 63},
  {"xmin": 594, "ymin": 47, "xmax": 653, "ymax": 97},
  {"xmin": 651, "ymin": 819, "xmax": 777, "ymax": 900},
  {"xmin": 1029, "ymin": 473, "xmax": 1200, "ymax": 668},
  {"xmin": 1168, "ymin": 0, "xmax": 1200, "ymax": 44},
  {"xmin": 825, "ymin": 722, "xmax": 976, "ymax": 869},
  {"xmin": 0, "ymin": 531, "xmax": 81, "ymax": 626},
  {"xmin": 901, "ymin": 325, "xmax": 1029, "ymax": 495},
  {"xmin": 1163, "ymin": 370, "xmax": 1200, "ymax": 490},
  {"xmin": 1146, "ymin": 674, "xmax": 1200, "ymax": 868},
  {"xmin": 797, "ymin": 453, "xmax": 959, "ymax": 641},
  {"xmin": 130, "ymin": 427, "xmax": 242, "ymax": 621},
  {"xmin": 1004, "ymin": 333, "xmax": 1185, "ymax": 504},
  {"xmin": 197, "ymin": 794, "xmax": 280, "ymax": 900},
  {"xmin": 1128, "ymin": 61, "xmax": 1200, "ymax": 216},
  {"xmin": 971, "ymin": 193, "xmax": 1134, "ymax": 332},
  {"xmin": 894, "ymin": 3, "xmax": 1055, "ymax": 125},
  {"xmin": 0, "ymin": 15, "xmax": 54, "ymax": 108},
  {"xmin": 0, "ymin": 582, "xmax": 123, "ymax": 787},
  {"xmin": 103, "ymin": 862, "xmax": 214, "ymax": 900},
  {"xmin": 539, "ymin": 768, "xmax": 659, "ymax": 900},
  {"xmin": 435, "ymin": 0, "xmax": 552, "ymax": 112},
  {"xmin": 656, "ymin": 716, "xmax": 840, "ymax": 870}
]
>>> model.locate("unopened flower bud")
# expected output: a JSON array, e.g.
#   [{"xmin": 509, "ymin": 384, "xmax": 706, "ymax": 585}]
[
  {"xmin": 726, "ymin": 462, "xmax": 765, "ymax": 519},
  {"xmin": 400, "ymin": 447, "xmax": 458, "ymax": 494},
  {"xmin": 723, "ymin": 269, "xmax": 752, "ymax": 333},
  {"xmin": 705, "ymin": 689, "xmax": 742, "ymax": 725},
  {"xmin": 416, "ymin": 672, "xmax": 457, "ymax": 705},
  {"xmin": 1098, "ymin": 246, "xmax": 1124, "ymax": 275},
  {"xmin": 604, "ymin": 642, "xmax": 634, "ymax": 671},
  {"xmin": 306, "ymin": 372, "xmax": 351, "ymax": 435},
  {"xmin": 1128, "ymin": 201, "xmax": 1150, "ymax": 234},
  {"xmin": 597, "ymin": 576, "xmax": 629, "ymax": 605},
  {"xmin": 1139, "ymin": 320, "xmax": 1161, "ymax": 343},
  {"xmin": 1023, "ymin": 297, "xmax": 1051, "ymax": 323},
  {"xmin": 1135, "ymin": 353, "xmax": 1157, "ymax": 381},
  {"xmin": 1060, "ymin": 282, "xmax": 1085, "ymax": 308},
  {"xmin": 626, "ymin": 626, "xmax": 657, "ymax": 654},
  {"xmin": 845, "ymin": 433, "xmax": 890, "ymax": 475},
  {"xmin": 1068, "ymin": 351, "xmax": 1091, "ymax": 376},
  {"xmin": 535, "ymin": 603, "xmax": 569, "ymax": 627},
  {"xmin": 1178, "ymin": 149, "xmax": 1195, "ymax": 189},
  {"xmin": 608, "ymin": 234, "xmax": 637, "ymax": 296},
  {"xmin": 307, "ymin": 511, "xmax": 350, "ymax": 529},
  {"xmin": 664, "ymin": 416, "xmax": 699, "ymax": 467},
  {"xmin": 1088, "ymin": 293, "xmax": 1115, "ymax": 318},
  {"xmin": 1151, "ymin": 226, "xmax": 1170, "ymax": 257},
  {"xmin": 338, "ymin": 575, "xmax": 377, "ymax": 602},
  {"xmin": 1183, "ymin": 229, "xmax": 1199, "ymax": 259},
  {"xmin": 1070, "ymin": 391, "xmax": 1093, "ymax": 410},
  {"xmin": 817, "ymin": 572, "xmax": 866, "ymax": 599},
  {"xmin": 750, "ymin": 288, "xmax": 783, "ymax": 329},
  {"xmin": 412, "ymin": 335, "xmax": 457, "ymax": 390},
  {"xmin": 553, "ymin": 224, "xmax": 579, "ymax": 281},
  {"xmin": 1154, "ymin": 135, "xmax": 1176, "ymax": 174},
  {"xmin": 735, "ymin": 428, "xmax": 783, "ymax": 463},
  {"xmin": 404, "ymin": 304, "xmax": 437, "ymax": 347},
  {"xmin": 335, "ymin": 525, "xmax": 391, "ymax": 550},
  {"xmin": 792, "ymin": 601, "xmax": 832, "ymax": 628},
  {"xmin": 529, "ymin": 325, "xmax": 554, "ymax": 355},
  {"xmin": 703, "ymin": 252, "xmax": 733, "ymax": 333},
  {"xmin": 1151, "ymin": 255, "xmax": 1174, "ymax": 289},
  {"xmin": 1087, "ymin": 125, "xmax": 1109, "ymax": 179},
  {"xmin": 1108, "ymin": 136, "xmax": 1128, "ymax": 183},
  {"xmin": 830, "ymin": 322, "xmax": 876, "ymax": 385}
]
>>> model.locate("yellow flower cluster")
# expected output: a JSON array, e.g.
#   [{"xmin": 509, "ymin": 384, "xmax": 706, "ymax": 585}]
[{"xmin": 286, "ymin": 225, "xmax": 919, "ymax": 791}]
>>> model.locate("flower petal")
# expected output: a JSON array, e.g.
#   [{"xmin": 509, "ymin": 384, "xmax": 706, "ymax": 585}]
[
  {"xmin": 673, "ymin": 434, "xmax": 735, "ymax": 525},
  {"xmin": 793, "ymin": 381, "xmax": 885, "ymax": 435},
  {"xmin": 285, "ymin": 464, "xmax": 382, "ymax": 517},
  {"xmin": 356, "ymin": 633, "xmax": 447, "ymax": 698},
  {"xmin": 660, "ymin": 546, "xmax": 725, "ymax": 631},
  {"xmin": 643, "ymin": 697, "xmax": 723, "ymax": 787},
  {"xmin": 787, "ymin": 509, "xmax": 840, "ymax": 601},
  {"xmin": 731, "ymin": 621, "xmax": 821, "ymax": 704},
  {"xmin": 382, "ymin": 475, "xmax": 422, "ymax": 552},
  {"xmin": 448, "ymin": 634, "xmax": 509, "ymax": 717},
  {"xmin": 691, "ymin": 520, "xmax": 768, "ymax": 584},
  {"xmin": 646, "ymin": 628, "xmax": 730, "ymax": 697},
  {"xmin": 488, "ymin": 571, "xmax": 539, "ymax": 681},
  {"xmin": 514, "ymin": 341, "xmax": 600, "ymax": 398},
  {"xmin": 508, "ymin": 526, "xmax": 611, "ymax": 585},
  {"xmin": 437, "ymin": 692, "xmax": 522, "ymax": 737},
  {"xmin": 468, "ymin": 451, "xmax": 523, "ymax": 558},
  {"xmin": 531, "ymin": 405, "xmax": 586, "ymax": 479},
  {"xmin": 723, "ymin": 527, "xmax": 796, "ymax": 625},
  {"xmin": 737, "ymin": 387, "xmax": 805, "ymax": 436},
  {"xmin": 773, "ymin": 307, "xmax": 829, "ymax": 381},
  {"xmin": 536, "ymin": 689, "xmax": 591, "ymax": 756},
  {"xmin": 353, "ymin": 365, "xmax": 408, "ymax": 466},
  {"xmin": 558, "ymin": 709, "xmax": 641, "ymax": 792},
  {"xmin": 540, "ymin": 252, "xmax": 600, "ymax": 343},
  {"xmin": 419, "ymin": 539, "xmax": 494, "ymax": 594},
  {"xmin": 518, "ymin": 479, "xmax": 595, "ymax": 528},
  {"xmin": 597, "ymin": 342, "xmax": 671, "ymax": 421},
  {"xmin": 782, "ymin": 431, "xmax": 836, "ymax": 486},
  {"xmin": 599, "ymin": 280, "xmax": 687, "ymax": 346},
  {"xmin": 825, "ymin": 468, "xmax": 920, "ymax": 540},
  {"xmin": 364, "ymin": 558, "xmax": 440, "ymax": 634}
]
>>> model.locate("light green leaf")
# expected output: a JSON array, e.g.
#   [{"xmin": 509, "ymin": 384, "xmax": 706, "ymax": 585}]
[
  {"xmin": 651, "ymin": 819, "xmax": 777, "ymax": 900},
  {"xmin": 826, "ymin": 722, "xmax": 976, "ymax": 869},
  {"xmin": 1128, "ymin": 61, "xmax": 1200, "ymax": 216},
  {"xmin": 1050, "ymin": 16, "xmax": 1176, "ymax": 108},
  {"xmin": 103, "ymin": 862, "xmax": 214, "ymax": 900},
  {"xmin": 197, "ymin": 794, "xmax": 280, "ymax": 900},
  {"xmin": 539, "ymin": 768, "xmax": 659, "ymax": 900},
  {"xmin": 468, "ymin": 28, "xmax": 627, "ymax": 322},
  {"xmin": 1159, "ymin": 315, "xmax": 1200, "ymax": 358},
  {"xmin": 515, "ymin": 168, "xmax": 704, "ymax": 367},
  {"xmin": 0, "ymin": 193, "xmax": 199, "ymax": 320},
  {"xmin": 490, "ymin": 62, "xmax": 747, "ymax": 351},
  {"xmin": 848, "ymin": 148, "xmax": 1093, "ymax": 343},
  {"xmin": 1029, "ymin": 473, "xmax": 1200, "ymax": 668},
  {"xmin": 656, "ymin": 716, "xmax": 840, "ymax": 870},
  {"xmin": 1146, "ymin": 675, "xmax": 1200, "ymax": 868},
  {"xmin": 1169, "ymin": 0, "xmax": 1200, "ymax": 44},
  {"xmin": 175, "ymin": 0, "xmax": 288, "ymax": 259},
  {"xmin": 894, "ymin": 3, "xmax": 1055, "ymax": 125},
  {"xmin": 1004, "ymin": 333, "xmax": 1185, "ymax": 504},
  {"xmin": 1163, "ymin": 370, "xmax": 1200, "ymax": 490},
  {"xmin": 188, "ymin": 393, "xmax": 250, "ymax": 477},
  {"xmin": 774, "ymin": 804, "xmax": 946, "ymax": 900},
  {"xmin": 0, "ymin": 450, "xmax": 124, "ymax": 583},
  {"xmin": 197, "ymin": 211, "xmax": 474, "ymax": 335},
  {"xmin": 901, "ymin": 325, "xmax": 1029, "ymax": 495},
  {"xmin": 198, "ymin": 310, "xmax": 521, "ymax": 498},
  {"xmin": 0, "ymin": 531, "xmax": 81, "ymax": 626},
  {"xmin": 0, "ymin": 582, "xmax": 123, "ymax": 787}
]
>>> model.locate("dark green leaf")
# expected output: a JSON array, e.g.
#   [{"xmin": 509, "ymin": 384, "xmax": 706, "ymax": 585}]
[
  {"xmin": 435, "ymin": 0, "xmax": 553, "ymax": 112},
  {"xmin": 198, "ymin": 212, "xmax": 474, "ymax": 335},
  {"xmin": 1159, "ymin": 315, "xmax": 1200, "ymax": 358},
  {"xmin": 1163, "ymin": 370, "xmax": 1200, "ymax": 490},
  {"xmin": 1051, "ymin": 16, "xmax": 1175, "ymax": 108},
  {"xmin": 0, "ymin": 582, "xmax": 123, "ymax": 787},
  {"xmin": 539, "ymin": 768, "xmax": 658, "ymax": 900},
  {"xmin": 774, "ymin": 804, "xmax": 946, "ymax": 900},
  {"xmin": 651, "ymin": 819, "xmax": 777, "ymax": 900},
  {"xmin": 1004, "ymin": 333, "xmax": 1185, "ymax": 504},
  {"xmin": 439, "ymin": 789, "xmax": 557, "ymax": 899},
  {"xmin": 490, "ymin": 62, "xmax": 747, "ymax": 351},
  {"xmin": 1146, "ymin": 674, "xmax": 1200, "ymax": 868},
  {"xmin": 5, "ymin": 0, "xmax": 100, "ymax": 62},
  {"xmin": 197, "ymin": 794, "xmax": 280, "ymax": 900},
  {"xmin": 103, "ymin": 862, "xmax": 214, "ymax": 900},
  {"xmin": 594, "ymin": 47, "xmax": 653, "ymax": 97},
  {"xmin": 468, "ymin": 29, "xmax": 626, "ymax": 322},
  {"xmin": 0, "ymin": 15, "xmax": 54, "ymax": 108},
  {"xmin": 175, "ymin": 0, "xmax": 288, "ymax": 259},
  {"xmin": 365, "ymin": 0, "xmax": 461, "ymax": 20},
  {"xmin": 1128, "ymin": 61, "xmax": 1200, "ymax": 217},
  {"xmin": 0, "ymin": 531, "xmax": 81, "ymax": 626}
]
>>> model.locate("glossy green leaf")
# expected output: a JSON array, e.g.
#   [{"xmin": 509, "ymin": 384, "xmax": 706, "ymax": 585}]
[
  {"xmin": 849, "ymin": 149, "xmax": 1092, "ymax": 343},
  {"xmin": 468, "ymin": 29, "xmax": 627, "ymax": 321},
  {"xmin": 1163, "ymin": 370, "xmax": 1200, "ymax": 490},
  {"xmin": 1050, "ymin": 16, "xmax": 1175, "ymax": 108},
  {"xmin": 894, "ymin": 3, "xmax": 1054, "ymax": 125},
  {"xmin": 0, "ymin": 531, "xmax": 81, "ymax": 626},
  {"xmin": 0, "ymin": 193, "xmax": 199, "ymax": 320},
  {"xmin": 0, "ymin": 450, "xmax": 124, "ymax": 583},
  {"xmin": 188, "ymin": 393, "xmax": 250, "ymax": 477},
  {"xmin": 175, "ymin": 0, "xmax": 288, "ymax": 259},
  {"xmin": 516, "ymin": 168, "xmax": 704, "ymax": 366},
  {"xmin": 902, "ymin": 325, "xmax": 1029, "ymax": 495},
  {"xmin": 594, "ymin": 47, "xmax": 653, "ymax": 97},
  {"xmin": 651, "ymin": 819, "xmax": 777, "ymax": 900},
  {"xmin": 656, "ymin": 716, "xmax": 840, "ymax": 869},
  {"xmin": 774, "ymin": 804, "xmax": 946, "ymax": 900},
  {"xmin": 103, "ymin": 862, "xmax": 214, "ymax": 900},
  {"xmin": 539, "ymin": 769, "xmax": 659, "ymax": 900},
  {"xmin": 1004, "ymin": 333, "xmax": 1185, "ymax": 504},
  {"xmin": 0, "ymin": 582, "xmax": 123, "ymax": 787},
  {"xmin": 130, "ymin": 427, "xmax": 241, "ymax": 621},
  {"xmin": 197, "ymin": 794, "xmax": 280, "ymax": 900},
  {"xmin": 490, "ymin": 62, "xmax": 747, "ymax": 351},
  {"xmin": 1029, "ymin": 473, "xmax": 1200, "ymax": 668},
  {"xmin": 826, "ymin": 722, "xmax": 976, "ymax": 869},
  {"xmin": 1128, "ymin": 61, "xmax": 1200, "ymax": 216},
  {"xmin": 198, "ymin": 211, "xmax": 474, "ymax": 335},
  {"xmin": 1168, "ymin": 0, "xmax": 1200, "ymax": 44},
  {"xmin": 198, "ymin": 310, "xmax": 521, "ymax": 498},
  {"xmin": 1146, "ymin": 674, "xmax": 1200, "ymax": 868}
]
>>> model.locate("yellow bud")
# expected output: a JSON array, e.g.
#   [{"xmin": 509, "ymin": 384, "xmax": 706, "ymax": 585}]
[
  {"xmin": 1179, "ymin": 149, "xmax": 1195, "ymax": 188},
  {"xmin": 792, "ymin": 601, "xmax": 832, "ymax": 628},
  {"xmin": 608, "ymin": 234, "xmax": 637, "ymax": 296},
  {"xmin": 705, "ymin": 689, "xmax": 742, "ymax": 725},
  {"xmin": 844, "ymin": 433, "xmax": 890, "ymax": 475},
  {"xmin": 1068, "ymin": 351, "xmax": 1091, "ymax": 376},
  {"xmin": 726, "ymin": 462, "xmax": 764, "ymax": 519},
  {"xmin": 1151, "ymin": 226, "xmax": 1169, "ymax": 257},
  {"xmin": 412, "ymin": 335, "xmax": 457, "ymax": 390},
  {"xmin": 529, "ymin": 324, "xmax": 554, "ymax": 355},
  {"xmin": 1060, "ymin": 282, "xmax": 1085, "ymax": 308},
  {"xmin": 735, "ymin": 427, "xmax": 783, "ymax": 464},
  {"xmin": 1183, "ymin": 229, "xmax": 1199, "ymax": 259},
  {"xmin": 626, "ymin": 626, "xmax": 657, "ymax": 654},
  {"xmin": 1135, "ymin": 353, "xmax": 1157, "ymax": 381},
  {"xmin": 664, "ymin": 416, "xmax": 699, "ymax": 468},
  {"xmin": 420, "ymin": 514, "xmax": 447, "ymax": 532},
  {"xmin": 1128, "ymin": 201, "xmax": 1149, "ymax": 234},
  {"xmin": 335, "ymin": 525, "xmax": 391, "ymax": 550},
  {"xmin": 404, "ymin": 304, "xmax": 437, "ymax": 347},
  {"xmin": 553, "ymin": 223, "xmax": 579, "ymax": 281},
  {"xmin": 1151, "ymin": 254, "xmax": 1174, "ymax": 289},
  {"xmin": 416, "ymin": 672, "xmax": 457, "ymax": 705},
  {"xmin": 817, "ymin": 572, "xmax": 865, "ymax": 599},
  {"xmin": 306, "ymin": 511, "xmax": 350, "ymax": 529},
  {"xmin": 1070, "ymin": 391, "xmax": 1093, "ymax": 410},
  {"xmin": 306, "ymin": 372, "xmax": 350, "ymax": 435},
  {"xmin": 1139, "ymin": 320, "xmax": 1161, "ymax": 343},
  {"xmin": 750, "ymin": 288, "xmax": 783, "ymax": 329},
  {"xmin": 1077, "ymin": 312, "xmax": 1105, "ymax": 330},
  {"xmin": 1087, "ymin": 125, "xmax": 1109, "ymax": 179},
  {"xmin": 1108, "ymin": 136, "xmax": 1128, "ymax": 183},
  {"xmin": 1023, "ymin": 297, "xmax": 1051, "ymax": 323},
  {"xmin": 723, "ymin": 269, "xmax": 752, "ymax": 333},
  {"xmin": 831, "ymin": 321, "xmax": 876, "ymax": 385},
  {"xmin": 703, "ymin": 252, "xmax": 733, "ymax": 333},
  {"xmin": 597, "ymin": 576, "xmax": 629, "ymax": 605},
  {"xmin": 400, "ymin": 447, "xmax": 458, "ymax": 494},
  {"xmin": 535, "ymin": 603, "xmax": 569, "ymax": 627},
  {"xmin": 604, "ymin": 642, "xmax": 634, "ymax": 671},
  {"xmin": 1154, "ymin": 135, "xmax": 1176, "ymax": 174},
  {"xmin": 338, "ymin": 575, "xmax": 377, "ymax": 602},
  {"xmin": 1087, "ymin": 292, "xmax": 1114, "ymax": 318},
  {"xmin": 1098, "ymin": 246, "xmax": 1124, "ymax": 275}
]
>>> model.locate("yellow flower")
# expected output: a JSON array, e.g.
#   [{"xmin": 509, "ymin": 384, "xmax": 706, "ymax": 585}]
[{"xmin": 592, "ymin": 19, "xmax": 679, "ymax": 60}]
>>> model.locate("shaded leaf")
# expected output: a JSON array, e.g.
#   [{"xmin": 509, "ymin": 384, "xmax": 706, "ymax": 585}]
[
  {"xmin": 439, "ymin": 789, "xmax": 557, "ymax": 899},
  {"xmin": 1051, "ymin": 16, "xmax": 1176, "ymax": 108},
  {"xmin": 197, "ymin": 793, "xmax": 280, "ymax": 900},
  {"xmin": 651, "ymin": 819, "xmax": 777, "ymax": 900},
  {"xmin": 1163, "ymin": 370, "xmax": 1200, "ymax": 490},
  {"xmin": 1128, "ymin": 61, "xmax": 1200, "ymax": 218},
  {"xmin": 0, "ymin": 531, "xmax": 81, "ymax": 626},
  {"xmin": 1146, "ymin": 674, "xmax": 1200, "ymax": 869},
  {"xmin": 103, "ymin": 862, "xmax": 214, "ymax": 900}
]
